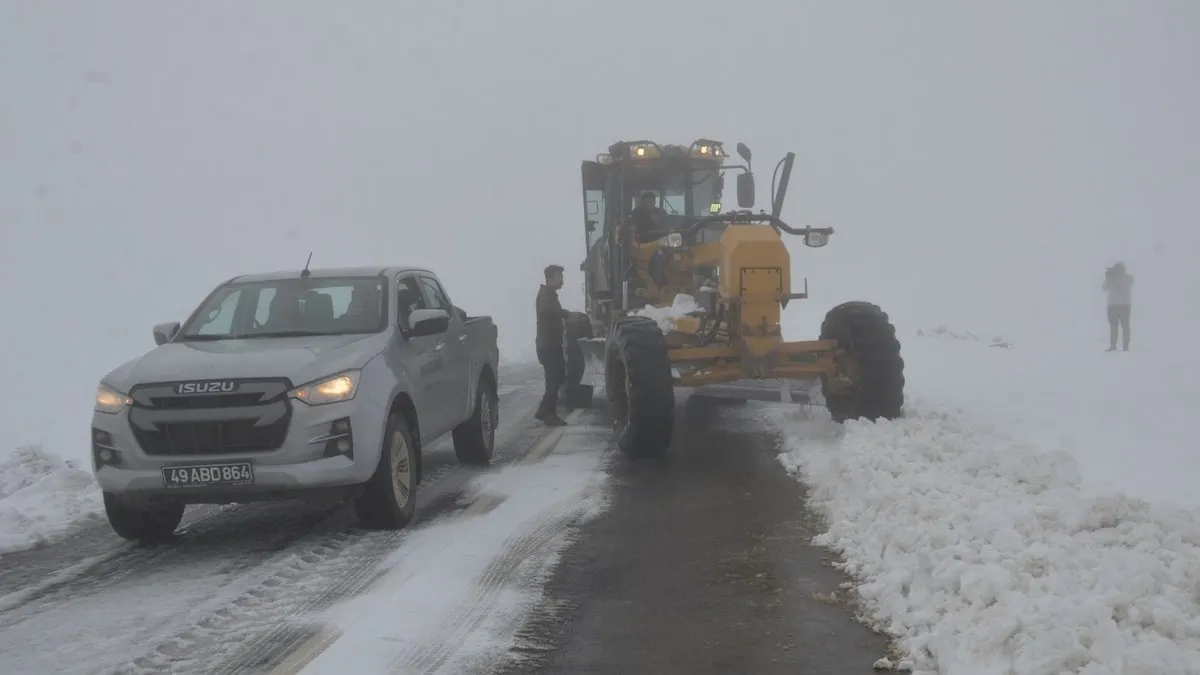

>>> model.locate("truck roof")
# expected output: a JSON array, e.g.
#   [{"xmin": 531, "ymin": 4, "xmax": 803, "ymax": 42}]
[{"xmin": 228, "ymin": 265, "xmax": 436, "ymax": 284}]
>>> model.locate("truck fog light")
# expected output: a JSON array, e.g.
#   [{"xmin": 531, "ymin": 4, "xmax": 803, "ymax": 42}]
[
  {"xmin": 323, "ymin": 417, "xmax": 354, "ymax": 459},
  {"xmin": 92, "ymin": 427, "xmax": 121, "ymax": 467}
]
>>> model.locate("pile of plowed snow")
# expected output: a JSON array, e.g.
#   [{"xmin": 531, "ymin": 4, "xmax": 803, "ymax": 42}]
[
  {"xmin": 766, "ymin": 333, "xmax": 1200, "ymax": 674},
  {"xmin": 632, "ymin": 293, "xmax": 704, "ymax": 332},
  {"xmin": 0, "ymin": 446, "xmax": 104, "ymax": 554}
]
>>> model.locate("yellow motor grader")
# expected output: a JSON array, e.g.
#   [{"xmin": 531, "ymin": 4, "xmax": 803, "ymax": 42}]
[{"xmin": 569, "ymin": 139, "xmax": 905, "ymax": 458}]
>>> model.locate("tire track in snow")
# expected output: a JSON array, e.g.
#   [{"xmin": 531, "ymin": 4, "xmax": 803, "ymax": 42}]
[
  {"xmin": 387, "ymin": 503, "xmax": 594, "ymax": 674},
  {"xmin": 282, "ymin": 417, "xmax": 615, "ymax": 675}
]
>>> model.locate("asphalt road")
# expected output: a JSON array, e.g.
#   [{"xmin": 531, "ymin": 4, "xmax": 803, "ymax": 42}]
[{"xmin": 501, "ymin": 394, "xmax": 892, "ymax": 675}]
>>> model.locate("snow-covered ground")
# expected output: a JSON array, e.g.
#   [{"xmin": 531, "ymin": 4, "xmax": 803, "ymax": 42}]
[
  {"xmin": 765, "ymin": 329, "xmax": 1200, "ymax": 674},
  {"xmin": 0, "ymin": 445, "xmax": 104, "ymax": 555},
  {"xmin": 297, "ymin": 423, "xmax": 612, "ymax": 674}
]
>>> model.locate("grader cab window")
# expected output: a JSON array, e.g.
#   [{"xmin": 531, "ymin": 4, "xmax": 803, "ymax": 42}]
[{"xmin": 625, "ymin": 168, "xmax": 722, "ymax": 219}]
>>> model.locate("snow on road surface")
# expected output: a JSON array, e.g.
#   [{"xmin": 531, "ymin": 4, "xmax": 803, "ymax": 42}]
[
  {"xmin": 0, "ymin": 445, "xmax": 104, "ymax": 555},
  {"xmin": 766, "ymin": 331, "xmax": 1200, "ymax": 674},
  {"xmin": 289, "ymin": 423, "xmax": 613, "ymax": 675}
]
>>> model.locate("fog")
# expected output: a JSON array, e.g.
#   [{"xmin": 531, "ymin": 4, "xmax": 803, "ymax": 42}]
[{"xmin": 3, "ymin": 1, "xmax": 1197, "ymax": 464}]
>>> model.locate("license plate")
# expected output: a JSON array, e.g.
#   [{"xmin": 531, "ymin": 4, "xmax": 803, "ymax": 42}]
[{"xmin": 162, "ymin": 462, "xmax": 254, "ymax": 489}]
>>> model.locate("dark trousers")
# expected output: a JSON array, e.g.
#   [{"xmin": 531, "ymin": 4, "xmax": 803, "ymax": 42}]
[
  {"xmin": 1108, "ymin": 304, "xmax": 1131, "ymax": 349},
  {"xmin": 536, "ymin": 343, "xmax": 566, "ymax": 416}
]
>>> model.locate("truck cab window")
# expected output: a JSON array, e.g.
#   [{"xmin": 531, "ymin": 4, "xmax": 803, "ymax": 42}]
[
  {"xmin": 396, "ymin": 277, "xmax": 426, "ymax": 330},
  {"xmin": 418, "ymin": 276, "xmax": 453, "ymax": 313}
]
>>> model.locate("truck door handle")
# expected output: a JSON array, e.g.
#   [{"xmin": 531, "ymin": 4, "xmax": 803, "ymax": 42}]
[{"xmin": 457, "ymin": 334, "xmax": 467, "ymax": 342}]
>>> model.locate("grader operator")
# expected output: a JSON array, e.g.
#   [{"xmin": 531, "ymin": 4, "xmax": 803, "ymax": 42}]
[{"xmin": 571, "ymin": 139, "xmax": 905, "ymax": 458}]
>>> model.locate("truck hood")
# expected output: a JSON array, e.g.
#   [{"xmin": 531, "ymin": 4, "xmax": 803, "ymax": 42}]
[{"xmin": 103, "ymin": 333, "xmax": 389, "ymax": 391}]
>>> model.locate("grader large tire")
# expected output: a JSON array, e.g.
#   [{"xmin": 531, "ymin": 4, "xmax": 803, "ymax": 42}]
[
  {"xmin": 819, "ymin": 301, "xmax": 905, "ymax": 422},
  {"xmin": 605, "ymin": 315, "xmax": 674, "ymax": 457}
]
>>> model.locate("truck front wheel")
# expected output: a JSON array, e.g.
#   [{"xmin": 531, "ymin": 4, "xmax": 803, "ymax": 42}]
[
  {"xmin": 355, "ymin": 410, "xmax": 418, "ymax": 530},
  {"xmin": 103, "ymin": 493, "xmax": 185, "ymax": 542},
  {"xmin": 605, "ymin": 315, "xmax": 674, "ymax": 458},
  {"xmin": 819, "ymin": 301, "xmax": 905, "ymax": 422}
]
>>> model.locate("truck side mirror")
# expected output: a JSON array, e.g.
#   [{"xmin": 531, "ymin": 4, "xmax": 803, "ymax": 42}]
[
  {"xmin": 736, "ymin": 173, "xmax": 755, "ymax": 208},
  {"xmin": 152, "ymin": 321, "xmax": 180, "ymax": 346},
  {"xmin": 736, "ymin": 143, "xmax": 752, "ymax": 163},
  {"xmin": 406, "ymin": 309, "xmax": 450, "ymax": 337}
]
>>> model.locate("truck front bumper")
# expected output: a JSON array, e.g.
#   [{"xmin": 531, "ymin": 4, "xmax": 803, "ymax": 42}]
[{"xmin": 90, "ymin": 392, "xmax": 387, "ymax": 504}]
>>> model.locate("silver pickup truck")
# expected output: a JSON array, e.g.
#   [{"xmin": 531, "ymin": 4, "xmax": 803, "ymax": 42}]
[{"xmin": 90, "ymin": 265, "xmax": 500, "ymax": 542}]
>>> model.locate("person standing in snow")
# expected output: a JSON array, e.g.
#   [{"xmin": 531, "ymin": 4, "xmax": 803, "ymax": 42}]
[
  {"xmin": 535, "ymin": 264, "xmax": 571, "ymax": 426},
  {"xmin": 1102, "ymin": 262, "xmax": 1133, "ymax": 351}
]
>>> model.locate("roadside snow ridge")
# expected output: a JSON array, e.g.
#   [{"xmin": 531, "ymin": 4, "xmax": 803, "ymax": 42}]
[
  {"xmin": 0, "ymin": 445, "xmax": 104, "ymax": 555},
  {"xmin": 769, "ymin": 405, "xmax": 1200, "ymax": 675}
]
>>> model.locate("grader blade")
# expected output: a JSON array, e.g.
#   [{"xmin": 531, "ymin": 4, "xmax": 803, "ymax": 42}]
[{"xmin": 691, "ymin": 378, "xmax": 818, "ymax": 404}]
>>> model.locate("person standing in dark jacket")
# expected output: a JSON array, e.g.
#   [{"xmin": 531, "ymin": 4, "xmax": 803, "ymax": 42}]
[
  {"xmin": 1102, "ymin": 261, "xmax": 1134, "ymax": 351},
  {"xmin": 535, "ymin": 264, "xmax": 570, "ymax": 426}
]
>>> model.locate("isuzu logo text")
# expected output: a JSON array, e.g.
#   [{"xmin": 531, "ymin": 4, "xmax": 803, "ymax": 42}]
[{"xmin": 175, "ymin": 380, "xmax": 238, "ymax": 395}]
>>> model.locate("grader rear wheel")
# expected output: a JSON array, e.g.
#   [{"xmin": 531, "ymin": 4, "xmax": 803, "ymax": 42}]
[
  {"xmin": 819, "ymin": 301, "xmax": 905, "ymax": 422},
  {"xmin": 605, "ymin": 315, "xmax": 674, "ymax": 457}
]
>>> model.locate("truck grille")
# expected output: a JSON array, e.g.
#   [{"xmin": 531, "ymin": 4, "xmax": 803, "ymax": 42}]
[{"xmin": 128, "ymin": 379, "xmax": 292, "ymax": 456}]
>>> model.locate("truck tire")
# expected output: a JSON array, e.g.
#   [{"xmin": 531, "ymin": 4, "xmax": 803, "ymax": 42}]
[
  {"xmin": 103, "ymin": 493, "xmax": 185, "ymax": 542},
  {"xmin": 605, "ymin": 315, "xmax": 674, "ymax": 457},
  {"xmin": 819, "ymin": 301, "xmax": 905, "ymax": 422},
  {"xmin": 452, "ymin": 371, "xmax": 498, "ymax": 465},
  {"xmin": 355, "ymin": 410, "xmax": 418, "ymax": 530}
]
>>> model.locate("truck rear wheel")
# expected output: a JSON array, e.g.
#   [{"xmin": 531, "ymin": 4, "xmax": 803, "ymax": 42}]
[
  {"xmin": 452, "ymin": 371, "xmax": 498, "ymax": 465},
  {"xmin": 103, "ymin": 493, "xmax": 185, "ymax": 542},
  {"xmin": 819, "ymin": 301, "xmax": 905, "ymax": 422},
  {"xmin": 355, "ymin": 410, "xmax": 418, "ymax": 529},
  {"xmin": 605, "ymin": 315, "xmax": 674, "ymax": 458}
]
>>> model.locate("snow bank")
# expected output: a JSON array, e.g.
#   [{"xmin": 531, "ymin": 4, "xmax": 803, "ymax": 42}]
[
  {"xmin": 767, "ymin": 406, "xmax": 1200, "ymax": 675},
  {"xmin": 0, "ymin": 445, "xmax": 104, "ymax": 554},
  {"xmin": 631, "ymin": 293, "xmax": 703, "ymax": 332}
]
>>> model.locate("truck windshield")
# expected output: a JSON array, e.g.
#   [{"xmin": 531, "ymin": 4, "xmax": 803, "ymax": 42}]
[{"xmin": 178, "ymin": 276, "xmax": 388, "ymax": 341}]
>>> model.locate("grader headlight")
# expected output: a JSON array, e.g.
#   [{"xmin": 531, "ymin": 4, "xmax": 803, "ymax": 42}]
[{"xmin": 665, "ymin": 231, "xmax": 683, "ymax": 248}]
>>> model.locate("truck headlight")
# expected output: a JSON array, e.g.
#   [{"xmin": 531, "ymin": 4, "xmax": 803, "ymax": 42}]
[
  {"xmin": 95, "ymin": 384, "xmax": 132, "ymax": 414},
  {"xmin": 665, "ymin": 232, "xmax": 683, "ymax": 248},
  {"xmin": 290, "ymin": 371, "xmax": 360, "ymax": 405}
]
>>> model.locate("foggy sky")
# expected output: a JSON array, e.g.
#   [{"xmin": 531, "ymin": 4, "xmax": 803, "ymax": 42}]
[{"xmin": 2, "ymin": 1, "xmax": 1197, "ymax": 461}]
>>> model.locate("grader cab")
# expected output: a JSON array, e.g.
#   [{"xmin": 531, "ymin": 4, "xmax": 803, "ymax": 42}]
[{"xmin": 570, "ymin": 138, "xmax": 905, "ymax": 458}]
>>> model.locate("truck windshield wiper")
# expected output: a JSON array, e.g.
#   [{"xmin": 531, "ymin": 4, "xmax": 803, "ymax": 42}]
[
  {"xmin": 242, "ymin": 330, "xmax": 339, "ymax": 339},
  {"xmin": 176, "ymin": 334, "xmax": 231, "ymax": 342}
]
